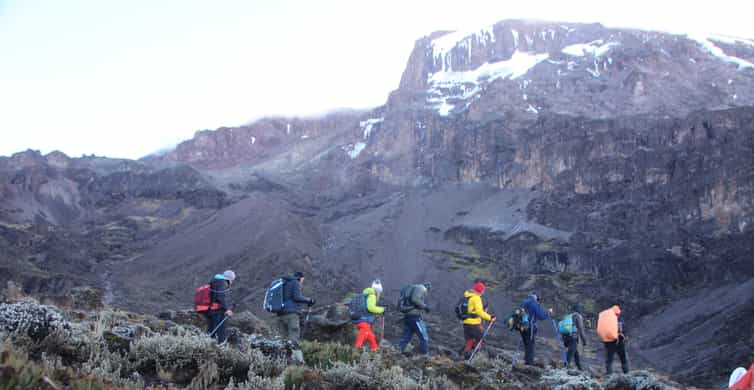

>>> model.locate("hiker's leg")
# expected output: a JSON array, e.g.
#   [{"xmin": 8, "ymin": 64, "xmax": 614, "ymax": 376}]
[
  {"xmin": 617, "ymin": 342, "xmax": 629, "ymax": 373},
  {"xmin": 564, "ymin": 336, "xmax": 576, "ymax": 368},
  {"xmin": 355, "ymin": 323, "xmax": 367, "ymax": 348},
  {"xmin": 287, "ymin": 314, "xmax": 301, "ymax": 343},
  {"xmin": 415, "ymin": 319, "xmax": 429, "ymax": 354},
  {"xmin": 399, "ymin": 317, "xmax": 413, "ymax": 352},
  {"xmin": 364, "ymin": 324, "xmax": 378, "ymax": 351},
  {"xmin": 277, "ymin": 315, "xmax": 289, "ymax": 339},
  {"xmin": 521, "ymin": 329, "xmax": 534, "ymax": 365},
  {"xmin": 574, "ymin": 343, "xmax": 582, "ymax": 370},
  {"xmin": 605, "ymin": 342, "xmax": 615, "ymax": 375},
  {"xmin": 215, "ymin": 314, "xmax": 228, "ymax": 344},
  {"xmin": 207, "ymin": 312, "xmax": 218, "ymax": 338}
]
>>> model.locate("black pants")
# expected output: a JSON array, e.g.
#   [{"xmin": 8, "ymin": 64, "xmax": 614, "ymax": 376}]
[
  {"xmin": 563, "ymin": 334, "xmax": 582, "ymax": 370},
  {"xmin": 520, "ymin": 328, "xmax": 536, "ymax": 365},
  {"xmin": 207, "ymin": 311, "xmax": 227, "ymax": 343},
  {"xmin": 604, "ymin": 339, "xmax": 629, "ymax": 374},
  {"xmin": 462, "ymin": 324, "xmax": 484, "ymax": 359}
]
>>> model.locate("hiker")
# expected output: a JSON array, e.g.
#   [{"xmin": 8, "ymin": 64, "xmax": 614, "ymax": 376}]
[
  {"xmin": 598, "ymin": 305, "xmax": 629, "ymax": 374},
  {"xmin": 560, "ymin": 304, "xmax": 587, "ymax": 370},
  {"xmin": 207, "ymin": 270, "xmax": 235, "ymax": 343},
  {"xmin": 460, "ymin": 282, "xmax": 496, "ymax": 359},
  {"xmin": 398, "ymin": 282, "xmax": 431, "ymax": 355},
  {"xmin": 353, "ymin": 279, "xmax": 386, "ymax": 351},
  {"xmin": 277, "ymin": 271, "xmax": 315, "ymax": 343},
  {"xmin": 519, "ymin": 291, "xmax": 553, "ymax": 365}
]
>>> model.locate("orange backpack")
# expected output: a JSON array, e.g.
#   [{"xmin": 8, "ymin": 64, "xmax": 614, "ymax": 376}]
[{"xmin": 597, "ymin": 308, "xmax": 619, "ymax": 342}]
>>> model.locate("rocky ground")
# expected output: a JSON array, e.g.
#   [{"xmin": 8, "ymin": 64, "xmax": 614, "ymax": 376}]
[{"xmin": 0, "ymin": 291, "xmax": 693, "ymax": 389}]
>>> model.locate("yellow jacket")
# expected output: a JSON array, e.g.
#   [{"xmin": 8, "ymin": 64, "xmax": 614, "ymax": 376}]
[{"xmin": 463, "ymin": 290, "xmax": 492, "ymax": 325}]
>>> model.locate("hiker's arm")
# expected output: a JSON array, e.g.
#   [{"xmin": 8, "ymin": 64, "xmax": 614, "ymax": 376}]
[
  {"xmin": 214, "ymin": 281, "xmax": 228, "ymax": 311},
  {"xmin": 532, "ymin": 302, "xmax": 549, "ymax": 320},
  {"xmin": 576, "ymin": 314, "xmax": 587, "ymax": 343},
  {"xmin": 471, "ymin": 296, "xmax": 492, "ymax": 321},
  {"xmin": 367, "ymin": 294, "xmax": 385, "ymax": 314},
  {"xmin": 410, "ymin": 288, "xmax": 427, "ymax": 309},
  {"xmin": 291, "ymin": 282, "xmax": 312, "ymax": 303}
]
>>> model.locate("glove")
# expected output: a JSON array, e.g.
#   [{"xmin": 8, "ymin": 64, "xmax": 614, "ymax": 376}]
[
  {"xmin": 490, "ymin": 316, "xmax": 497, "ymax": 323},
  {"xmin": 308, "ymin": 298, "xmax": 316, "ymax": 306}
]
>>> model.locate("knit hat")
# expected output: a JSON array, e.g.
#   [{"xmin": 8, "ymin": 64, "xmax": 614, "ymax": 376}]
[
  {"xmin": 473, "ymin": 282, "xmax": 485, "ymax": 294},
  {"xmin": 223, "ymin": 270, "xmax": 236, "ymax": 281},
  {"xmin": 293, "ymin": 271, "xmax": 304, "ymax": 280},
  {"xmin": 371, "ymin": 279, "xmax": 383, "ymax": 294},
  {"xmin": 612, "ymin": 305, "xmax": 621, "ymax": 315}
]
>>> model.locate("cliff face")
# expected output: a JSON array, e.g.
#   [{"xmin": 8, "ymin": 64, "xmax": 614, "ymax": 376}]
[{"xmin": 1, "ymin": 19, "xmax": 753, "ymax": 388}]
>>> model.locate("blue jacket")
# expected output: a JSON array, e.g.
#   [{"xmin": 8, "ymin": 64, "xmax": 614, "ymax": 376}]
[
  {"xmin": 279, "ymin": 276, "xmax": 313, "ymax": 315},
  {"xmin": 520, "ymin": 296, "xmax": 549, "ymax": 333},
  {"xmin": 209, "ymin": 274, "xmax": 231, "ymax": 311}
]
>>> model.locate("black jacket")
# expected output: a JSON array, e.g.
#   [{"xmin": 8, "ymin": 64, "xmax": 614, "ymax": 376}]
[
  {"xmin": 209, "ymin": 275, "xmax": 231, "ymax": 311},
  {"xmin": 280, "ymin": 276, "xmax": 313, "ymax": 315}
]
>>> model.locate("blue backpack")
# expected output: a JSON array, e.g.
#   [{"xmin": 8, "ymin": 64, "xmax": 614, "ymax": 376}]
[
  {"xmin": 559, "ymin": 314, "xmax": 577, "ymax": 335},
  {"xmin": 349, "ymin": 294, "xmax": 369, "ymax": 321},
  {"xmin": 506, "ymin": 307, "xmax": 530, "ymax": 332}
]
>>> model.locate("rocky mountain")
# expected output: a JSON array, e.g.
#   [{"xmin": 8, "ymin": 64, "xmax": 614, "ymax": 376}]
[{"xmin": 1, "ymin": 19, "xmax": 753, "ymax": 388}]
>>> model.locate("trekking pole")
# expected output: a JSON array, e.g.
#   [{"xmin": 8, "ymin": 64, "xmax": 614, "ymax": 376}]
[
  {"xmin": 379, "ymin": 315, "xmax": 385, "ymax": 344},
  {"xmin": 512, "ymin": 338, "xmax": 522, "ymax": 368},
  {"xmin": 208, "ymin": 316, "xmax": 228, "ymax": 338},
  {"xmin": 301, "ymin": 307, "xmax": 312, "ymax": 338},
  {"xmin": 467, "ymin": 319, "xmax": 496, "ymax": 363},
  {"xmin": 551, "ymin": 319, "xmax": 567, "ymax": 367}
]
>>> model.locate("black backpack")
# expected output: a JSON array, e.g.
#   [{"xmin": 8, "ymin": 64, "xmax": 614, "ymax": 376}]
[
  {"xmin": 397, "ymin": 285, "xmax": 415, "ymax": 313},
  {"xmin": 349, "ymin": 294, "xmax": 369, "ymax": 320},
  {"xmin": 263, "ymin": 278, "xmax": 286, "ymax": 313},
  {"xmin": 455, "ymin": 296, "xmax": 472, "ymax": 320}
]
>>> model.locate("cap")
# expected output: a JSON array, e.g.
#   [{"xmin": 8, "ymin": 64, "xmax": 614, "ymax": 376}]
[
  {"xmin": 293, "ymin": 271, "xmax": 304, "ymax": 280},
  {"xmin": 473, "ymin": 282, "xmax": 485, "ymax": 294},
  {"xmin": 223, "ymin": 270, "xmax": 236, "ymax": 281},
  {"xmin": 612, "ymin": 305, "xmax": 621, "ymax": 315},
  {"xmin": 371, "ymin": 279, "xmax": 383, "ymax": 294}
]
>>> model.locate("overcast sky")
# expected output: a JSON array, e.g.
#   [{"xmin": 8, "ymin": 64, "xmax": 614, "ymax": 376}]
[{"xmin": 1, "ymin": 0, "xmax": 752, "ymax": 159}]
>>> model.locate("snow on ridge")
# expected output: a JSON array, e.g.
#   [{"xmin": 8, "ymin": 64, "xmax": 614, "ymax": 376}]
[
  {"xmin": 429, "ymin": 50, "xmax": 549, "ymax": 85},
  {"xmin": 431, "ymin": 25, "xmax": 496, "ymax": 72},
  {"xmin": 345, "ymin": 142, "xmax": 366, "ymax": 159},
  {"xmin": 707, "ymin": 34, "xmax": 754, "ymax": 47},
  {"xmin": 427, "ymin": 50, "xmax": 549, "ymax": 116},
  {"xmin": 360, "ymin": 118, "xmax": 384, "ymax": 140},
  {"xmin": 562, "ymin": 40, "xmax": 619, "ymax": 57},
  {"xmin": 688, "ymin": 34, "xmax": 754, "ymax": 69}
]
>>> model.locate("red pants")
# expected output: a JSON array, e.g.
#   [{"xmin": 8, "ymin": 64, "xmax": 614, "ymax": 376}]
[{"xmin": 354, "ymin": 322, "xmax": 378, "ymax": 350}]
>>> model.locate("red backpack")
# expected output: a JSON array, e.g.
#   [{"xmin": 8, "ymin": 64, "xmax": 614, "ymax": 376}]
[{"xmin": 195, "ymin": 284, "xmax": 211, "ymax": 312}]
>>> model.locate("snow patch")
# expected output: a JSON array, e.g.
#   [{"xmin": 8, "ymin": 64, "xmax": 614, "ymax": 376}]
[
  {"xmin": 427, "ymin": 50, "xmax": 548, "ymax": 116},
  {"xmin": 688, "ymin": 35, "xmax": 754, "ymax": 69},
  {"xmin": 431, "ymin": 25, "xmax": 496, "ymax": 72},
  {"xmin": 707, "ymin": 34, "xmax": 754, "ymax": 46},
  {"xmin": 562, "ymin": 40, "xmax": 618, "ymax": 57},
  {"xmin": 301, "ymin": 135, "xmax": 309, "ymax": 139},
  {"xmin": 526, "ymin": 105, "xmax": 539, "ymax": 114},
  {"xmin": 346, "ymin": 142, "xmax": 366, "ymax": 159},
  {"xmin": 251, "ymin": 136, "xmax": 256, "ymax": 145},
  {"xmin": 511, "ymin": 29, "xmax": 519, "ymax": 49},
  {"xmin": 286, "ymin": 123, "xmax": 291, "ymax": 135},
  {"xmin": 360, "ymin": 118, "xmax": 384, "ymax": 139}
]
